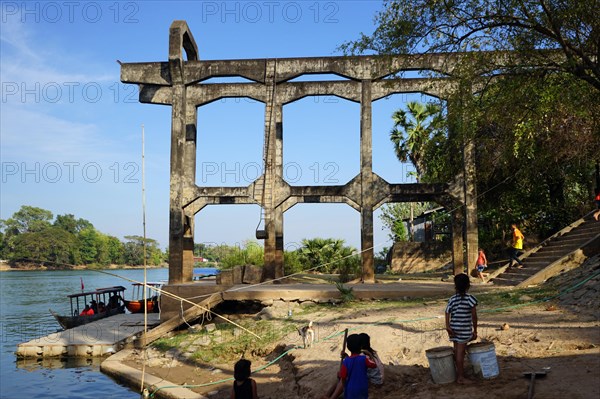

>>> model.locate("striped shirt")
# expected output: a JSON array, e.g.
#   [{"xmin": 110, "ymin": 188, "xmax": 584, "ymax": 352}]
[{"xmin": 446, "ymin": 293, "xmax": 477, "ymax": 343}]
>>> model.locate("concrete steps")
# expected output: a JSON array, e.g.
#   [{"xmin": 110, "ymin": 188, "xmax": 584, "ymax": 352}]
[{"xmin": 490, "ymin": 214, "xmax": 600, "ymax": 287}]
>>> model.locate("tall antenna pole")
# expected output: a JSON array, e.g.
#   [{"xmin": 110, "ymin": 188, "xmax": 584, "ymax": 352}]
[
  {"xmin": 140, "ymin": 123, "xmax": 148, "ymax": 393},
  {"xmin": 142, "ymin": 124, "xmax": 148, "ymax": 330}
]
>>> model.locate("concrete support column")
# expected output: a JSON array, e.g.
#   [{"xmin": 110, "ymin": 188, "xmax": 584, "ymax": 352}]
[
  {"xmin": 262, "ymin": 63, "xmax": 283, "ymax": 280},
  {"xmin": 181, "ymin": 105, "xmax": 197, "ymax": 283},
  {"xmin": 169, "ymin": 85, "xmax": 188, "ymax": 284},
  {"xmin": 452, "ymin": 207, "xmax": 465, "ymax": 275},
  {"xmin": 273, "ymin": 103, "xmax": 284, "ymax": 278},
  {"xmin": 360, "ymin": 80, "xmax": 375, "ymax": 282},
  {"xmin": 167, "ymin": 20, "xmax": 198, "ymax": 285}
]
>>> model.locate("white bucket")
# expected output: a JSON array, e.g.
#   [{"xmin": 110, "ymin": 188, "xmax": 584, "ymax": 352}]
[
  {"xmin": 468, "ymin": 342, "xmax": 499, "ymax": 379},
  {"xmin": 425, "ymin": 346, "xmax": 456, "ymax": 384}
]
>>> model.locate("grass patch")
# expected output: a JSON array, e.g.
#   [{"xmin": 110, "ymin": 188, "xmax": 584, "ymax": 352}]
[
  {"xmin": 153, "ymin": 333, "xmax": 190, "ymax": 352},
  {"xmin": 477, "ymin": 286, "xmax": 559, "ymax": 310},
  {"xmin": 152, "ymin": 320, "xmax": 297, "ymax": 364}
]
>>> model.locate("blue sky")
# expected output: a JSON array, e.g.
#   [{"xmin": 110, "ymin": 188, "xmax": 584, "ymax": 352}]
[{"xmin": 1, "ymin": 1, "xmax": 426, "ymax": 252}]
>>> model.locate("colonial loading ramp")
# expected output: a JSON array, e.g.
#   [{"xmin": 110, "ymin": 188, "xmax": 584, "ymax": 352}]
[
  {"xmin": 135, "ymin": 281, "xmax": 461, "ymax": 347},
  {"xmin": 490, "ymin": 213, "xmax": 600, "ymax": 287}
]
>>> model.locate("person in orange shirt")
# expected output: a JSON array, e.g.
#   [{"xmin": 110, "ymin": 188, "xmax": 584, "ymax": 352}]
[
  {"xmin": 508, "ymin": 224, "xmax": 525, "ymax": 268},
  {"xmin": 79, "ymin": 305, "xmax": 95, "ymax": 316},
  {"xmin": 475, "ymin": 248, "xmax": 488, "ymax": 283}
]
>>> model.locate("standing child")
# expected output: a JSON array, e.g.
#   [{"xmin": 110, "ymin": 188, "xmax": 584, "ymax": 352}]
[
  {"xmin": 445, "ymin": 273, "xmax": 478, "ymax": 384},
  {"xmin": 327, "ymin": 334, "xmax": 377, "ymax": 399},
  {"xmin": 231, "ymin": 359, "xmax": 258, "ymax": 399},
  {"xmin": 475, "ymin": 248, "xmax": 488, "ymax": 283}
]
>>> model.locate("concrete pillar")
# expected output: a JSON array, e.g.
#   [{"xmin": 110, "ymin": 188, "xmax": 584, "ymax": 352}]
[
  {"xmin": 168, "ymin": 85, "xmax": 188, "ymax": 284},
  {"xmin": 167, "ymin": 20, "xmax": 198, "ymax": 285},
  {"xmin": 451, "ymin": 207, "xmax": 465, "ymax": 275},
  {"xmin": 274, "ymin": 104, "xmax": 284, "ymax": 277},
  {"xmin": 262, "ymin": 62, "xmax": 284, "ymax": 280},
  {"xmin": 360, "ymin": 80, "xmax": 375, "ymax": 282}
]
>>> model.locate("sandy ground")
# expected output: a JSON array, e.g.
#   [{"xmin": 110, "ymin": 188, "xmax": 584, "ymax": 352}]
[{"xmin": 122, "ymin": 291, "xmax": 600, "ymax": 399}]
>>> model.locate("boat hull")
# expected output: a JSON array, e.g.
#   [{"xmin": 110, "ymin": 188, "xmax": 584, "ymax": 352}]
[
  {"xmin": 50, "ymin": 305, "xmax": 125, "ymax": 330},
  {"xmin": 124, "ymin": 298, "xmax": 159, "ymax": 313}
]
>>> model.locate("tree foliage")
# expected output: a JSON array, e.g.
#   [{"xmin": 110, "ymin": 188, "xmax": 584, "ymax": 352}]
[
  {"xmin": 122, "ymin": 235, "xmax": 164, "ymax": 266},
  {"xmin": 297, "ymin": 238, "xmax": 360, "ymax": 279},
  {"xmin": 379, "ymin": 202, "xmax": 434, "ymax": 242},
  {"xmin": 390, "ymin": 101, "xmax": 445, "ymax": 179},
  {"xmin": 342, "ymin": 0, "xmax": 600, "ymax": 90},
  {"xmin": 344, "ymin": 1, "xmax": 600, "ymax": 252},
  {"xmin": 0, "ymin": 205, "xmax": 165, "ymax": 267}
]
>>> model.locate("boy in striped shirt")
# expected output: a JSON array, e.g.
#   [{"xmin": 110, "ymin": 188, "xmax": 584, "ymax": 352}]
[{"xmin": 445, "ymin": 273, "xmax": 478, "ymax": 384}]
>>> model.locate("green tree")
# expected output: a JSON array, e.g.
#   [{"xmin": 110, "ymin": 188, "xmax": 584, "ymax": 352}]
[
  {"xmin": 105, "ymin": 235, "xmax": 124, "ymax": 264},
  {"xmin": 297, "ymin": 238, "xmax": 360, "ymax": 277},
  {"xmin": 344, "ymin": 2, "xmax": 600, "ymax": 248},
  {"xmin": 3, "ymin": 205, "xmax": 53, "ymax": 235},
  {"xmin": 220, "ymin": 241, "xmax": 264, "ymax": 269},
  {"xmin": 390, "ymin": 101, "xmax": 444, "ymax": 179},
  {"xmin": 342, "ymin": 0, "xmax": 600, "ymax": 91},
  {"xmin": 122, "ymin": 235, "xmax": 164, "ymax": 266},
  {"xmin": 11, "ymin": 227, "xmax": 76, "ymax": 265},
  {"xmin": 54, "ymin": 214, "xmax": 93, "ymax": 234},
  {"xmin": 77, "ymin": 227, "xmax": 99, "ymax": 264}
]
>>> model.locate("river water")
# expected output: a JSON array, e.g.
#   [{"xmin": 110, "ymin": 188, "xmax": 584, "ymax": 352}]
[{"xmin": 0, "ymin": 268, "xmax": 176, "ymax": 399}]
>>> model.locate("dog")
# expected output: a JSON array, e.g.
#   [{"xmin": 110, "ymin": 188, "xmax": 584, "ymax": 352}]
[{"xmin": 298, "ymin": 321, "xmax": 314, "ymax": 349}]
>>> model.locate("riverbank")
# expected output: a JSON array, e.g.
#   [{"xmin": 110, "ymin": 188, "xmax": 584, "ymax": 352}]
[
  {"xmin": 105, "ymin": 258, "xmax": 600, "ymax": 399},
  {"xmin": 0, "ymin": 261, "xmax": 167, "ymax": 271}
]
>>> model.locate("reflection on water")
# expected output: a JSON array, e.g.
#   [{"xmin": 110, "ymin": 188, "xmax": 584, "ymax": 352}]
[
  {"xmin": 1, "ymin": 268, "xmax": 168, "ymax": 399},
  {"xmin": 17, "ymin": 356, "xmax": 104, "ymax": 371}
]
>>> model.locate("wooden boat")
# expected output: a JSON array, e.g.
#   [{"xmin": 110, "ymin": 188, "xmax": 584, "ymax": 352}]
[
  {"xmin": 50, "ymin": 286, "xmax": 126, "ymax": 330},
  {"xmin": 123, "ymin": 282, "xmax": 162, "ymax": 314}
]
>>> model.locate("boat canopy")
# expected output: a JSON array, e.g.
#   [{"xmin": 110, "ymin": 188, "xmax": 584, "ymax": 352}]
[{"xmin": 67, "ymin": 286, "xmax": 126, "ymax": 299}]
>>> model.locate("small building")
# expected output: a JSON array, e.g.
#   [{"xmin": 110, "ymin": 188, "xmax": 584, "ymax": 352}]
[{"xmin": 405, "ymin": 206, "xmax": 448, "ymax": 243}]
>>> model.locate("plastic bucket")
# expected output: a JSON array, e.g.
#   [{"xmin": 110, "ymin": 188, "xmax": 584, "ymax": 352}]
[
  {"xmin": 425, "ymin": 346, "xmax": 456, "ymax": 384},
  {"xmin": 468, "ymin": 342, "xmax": 499, "ymax": 379}
]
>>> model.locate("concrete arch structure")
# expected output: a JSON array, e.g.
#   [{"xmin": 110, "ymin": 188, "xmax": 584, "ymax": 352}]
[{"xmin": 121, "ymin": 20, "xmax": 481, "ymax": 284}]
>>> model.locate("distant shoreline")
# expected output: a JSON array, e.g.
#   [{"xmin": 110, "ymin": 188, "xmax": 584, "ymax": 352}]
[{"xmin": 0, "ymin": 262, "xmax": 168, "ymax": 272}]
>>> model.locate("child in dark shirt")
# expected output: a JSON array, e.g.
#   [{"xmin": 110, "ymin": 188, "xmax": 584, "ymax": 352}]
[{"xmin": 231, "ymin": 359, "xmax": 258, "ymax": 399}]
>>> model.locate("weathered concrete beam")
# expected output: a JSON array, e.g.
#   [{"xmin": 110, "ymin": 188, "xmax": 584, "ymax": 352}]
[
  {"xmin": 385, "ymin": 183, "xmax": 449, "ymax": 203},
  {"xmin": 184, "ymin": 59, "xmax": 267, "ymax": 84},
  {"xmin": 372, "ymin": 78, "xmax": 456, "ymax": 101},
  {"xmin": 188, "ymin": 83, "xmax": 268, "ymax": 106},
  {"xmin": 139, "ymin": 85, "xmax": 173, "ymax": 104},
  {"xmin": 190, "ymin": 186, "xmax": 251, "ymax": 199},
  {"xmin": 278, "ymin": 81, "xmax": 361, "ymax": 103},
  {"xmin": 121, "ymin": 62, "xmax": 171, "ymax": 85},
  {"xmin": 121, "ymin": 50, "xmax": 561, "ymax": 87}
]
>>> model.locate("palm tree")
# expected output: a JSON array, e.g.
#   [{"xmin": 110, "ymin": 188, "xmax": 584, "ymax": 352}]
[{"xmin": 390, "ymin": 101, "xmax": 443, "ymax": 179}]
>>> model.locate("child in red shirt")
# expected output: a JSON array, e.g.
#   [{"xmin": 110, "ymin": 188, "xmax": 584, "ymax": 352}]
[{"xmin": 327, "ymin": 334, "xmax": 376, "ymax": 399}]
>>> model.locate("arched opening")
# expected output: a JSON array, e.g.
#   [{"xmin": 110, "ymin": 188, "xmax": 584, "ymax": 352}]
[
  {"xmin": 194, "ymin": 204, "xmax": 264, "ymax": 259},
  {"xmin": 195, "ymin": 99, "xmax": 264, "ymax": 187},
  {"xmin": 283, "ymin": 96, "xmax": 359, "ymax": 186}
]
